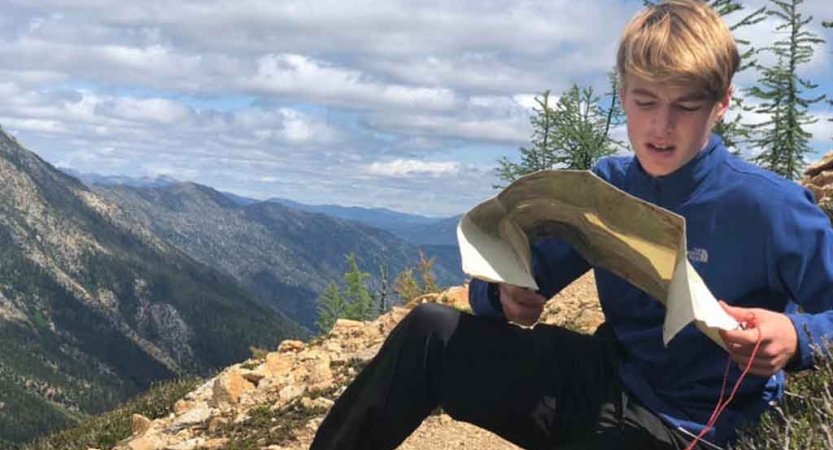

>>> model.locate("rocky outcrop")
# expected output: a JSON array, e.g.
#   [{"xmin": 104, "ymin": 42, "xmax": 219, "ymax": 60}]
[
  {"xmin": 802, "ymin": 151, "xmax": 833, "ymax": 221},
  {"xmin": 111, "ymin": 308, "xmax": 404, "ymax": 450},
  {"xmin": 110, "ymin": 274, "xmax": 603, "ymax": 450}
]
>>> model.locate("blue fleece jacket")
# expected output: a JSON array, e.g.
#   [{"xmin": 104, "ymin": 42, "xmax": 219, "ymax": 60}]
[{"xmin": 469, "ymin": 134, "xmax": 833, "ymax": 446}]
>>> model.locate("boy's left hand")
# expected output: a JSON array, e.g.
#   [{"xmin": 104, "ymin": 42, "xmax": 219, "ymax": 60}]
[{"xmin": 718, "ymin": 301, "xmax": 798, "ymax": 378}]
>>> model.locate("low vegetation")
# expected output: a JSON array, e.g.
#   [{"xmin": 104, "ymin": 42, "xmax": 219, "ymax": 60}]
[
  {"xmin": 21, "ymin": 377, "xmax": 201, "ymax": 450},
  {"xmin": 733, "ymin": 344, "xmax": 833, "ymax": 450}
]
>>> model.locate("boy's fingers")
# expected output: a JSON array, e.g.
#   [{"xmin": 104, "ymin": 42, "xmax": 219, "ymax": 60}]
[
  {"xmin": 721, "ymin": 328, "xmax": 760, "ymax": 347},
  {"xmin": 719, "ymin": 300, "xmax": 755, "ymax": 322},
  {"xmin": 503, "ymin": 286, "xmax": 545, "ymax": 307},
  {"xmin": 515, "ymin": 294, "xmax": 546, "ymax": 307}
]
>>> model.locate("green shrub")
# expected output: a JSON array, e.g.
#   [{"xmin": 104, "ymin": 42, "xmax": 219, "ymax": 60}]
[
  {"xmin": 733, "ymin": 345, "xmax": 833, "ymax": 450},
  {"xmin": 21, "ymin": 377, "xmax": 201, "ymax": 450}
]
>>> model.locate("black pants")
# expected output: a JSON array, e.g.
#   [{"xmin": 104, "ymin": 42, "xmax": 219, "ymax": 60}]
[{"xmin": 310, "ymin": 303, "xmax": 712, "ymax": 450}]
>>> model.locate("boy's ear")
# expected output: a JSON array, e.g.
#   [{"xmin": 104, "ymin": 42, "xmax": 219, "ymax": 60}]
[{"xmin": 715, "ymin": 85, "xmax": 733, "ymax": 122}]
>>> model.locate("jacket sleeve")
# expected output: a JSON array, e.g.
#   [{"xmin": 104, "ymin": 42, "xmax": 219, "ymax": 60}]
[
  {"xmin": 469, "ymin": 237, "xmax": 591, "ymax": 318},
  {"xmin": 767, "ymin": 189, "xmax": 833, "ymax": 370}
]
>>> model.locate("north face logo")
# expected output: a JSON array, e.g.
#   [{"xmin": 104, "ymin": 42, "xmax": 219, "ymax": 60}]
[{"xmin": 687, "ymin": 248, "xmax": 709, "ymax": 264}]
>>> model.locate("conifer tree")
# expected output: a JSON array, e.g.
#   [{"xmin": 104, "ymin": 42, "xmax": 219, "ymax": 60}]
[
  {"xmin": 495, "ymin": 90, "xmax": 559, "ymax": 187},
  {"xmin": 342, "ymin": 253, "xmax": 375, "ymax": 321},
  {"xmin": 315, "ymin": 282, "xmax": 345, "ymax": 334},
  {"xmin": 548, "ymin": 83, "xmax": 622, "ymax": 170},
  {"xmin": 416, "ymin": 250, "xmax": 439, "ymax": 295},
  {"xmin": 747, "ymin": 0, "xmax": 826, "ymax": 179},
  {"xmin": 495, "ymin": 75, "xmax": 625, "ymax": 187},
  {"xmin": 393, "ymin": 268, "xmax": 423, "ymax": 303},
  {"xmin": 825, "ymin": 20, "xmax": 832, "ymax": 138},
  {"xmin": 373, "ymin": 262, "xmax": 389, "ymax": 315}
]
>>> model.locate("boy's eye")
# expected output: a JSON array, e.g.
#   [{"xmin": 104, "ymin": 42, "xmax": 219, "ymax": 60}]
[
  {"xmin": 676, "ymin": 103, "xmax": 702, "ymax": 112},
  {"xmin": 635, "ymin": 100, "xmax": 655, "ymax": 108}
]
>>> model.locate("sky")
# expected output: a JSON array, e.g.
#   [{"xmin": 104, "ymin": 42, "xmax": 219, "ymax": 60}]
[{"xmin": 1, "ymin": 0, "xmax": 831, "ymax": 217}]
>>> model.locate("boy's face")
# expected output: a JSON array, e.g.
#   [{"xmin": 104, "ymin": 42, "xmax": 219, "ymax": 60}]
[{"xmin": 621, "ymin": 74, "xmax": 731, "ymax": 177}]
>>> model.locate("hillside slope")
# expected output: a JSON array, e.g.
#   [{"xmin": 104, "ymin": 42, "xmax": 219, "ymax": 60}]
[
  {"xmin": 93, "ymin": 183, "xmax": 466, "ymax": 331},
  {"xmin": 0, "ymin": 129, "xmax": 306, "ymax": 445}
]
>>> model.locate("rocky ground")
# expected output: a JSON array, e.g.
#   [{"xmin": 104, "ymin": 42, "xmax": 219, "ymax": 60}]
[
  {"xmin": 802, "ymin": 151, "xmax": 833, "ymax": 221},
  {"xmin": 107, "ymin": 273, "xmax": 602, "ymax": 450}
]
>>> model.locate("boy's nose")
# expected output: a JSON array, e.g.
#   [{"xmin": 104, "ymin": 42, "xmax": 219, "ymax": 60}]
[{"xmin": 651, "ymin": 107, "xmax": 675, "ymax": 133}]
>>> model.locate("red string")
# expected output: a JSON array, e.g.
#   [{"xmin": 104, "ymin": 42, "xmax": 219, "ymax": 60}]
[{"xmin": 683, "ymin": 320, "xmax": 764, "ymax": 450}]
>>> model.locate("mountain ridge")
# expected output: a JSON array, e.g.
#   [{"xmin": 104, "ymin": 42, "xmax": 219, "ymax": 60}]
[
  {"xmin": 92, "ymin": 181, "xmax": 466, "ymax": 331},
  {"xmin": 0, "ymin": 129, "xmax": 307, "ymax": 445}
]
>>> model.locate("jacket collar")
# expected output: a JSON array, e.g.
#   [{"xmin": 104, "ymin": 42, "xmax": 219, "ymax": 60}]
[{"xmin": 627, "ymin": 134, "xmax": 728, "ymax": 208}]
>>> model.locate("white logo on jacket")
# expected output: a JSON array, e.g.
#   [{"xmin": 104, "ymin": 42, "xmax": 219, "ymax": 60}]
[{"xmin": 687, "ymin": 248, "xmax": 709, "ymax": 264}]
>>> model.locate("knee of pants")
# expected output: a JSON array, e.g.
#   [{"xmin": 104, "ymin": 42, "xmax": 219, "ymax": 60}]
[{"xmin": 404, "ymin": 303, "xmax": 460, "ymax": 342}]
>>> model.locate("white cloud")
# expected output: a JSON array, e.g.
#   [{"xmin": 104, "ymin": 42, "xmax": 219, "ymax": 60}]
[
  {"xmin": 0, "ymin": 117, "xmax": 67, "ymax": 133},
  {"xmin": 808, "ymin": 112, "xmax": 833, "ymax": 144},
  {"xmin": 366, "ymin": 159, "xmax": 459, "ymax": 177},
  {"xmin": 246, "ymin": 54, "xmax": 459, "ymax": 111},
  {"xmin": 368, "ymin": 113, "xmax": 529, "ymax": 145},
  {"xmin": 108, "ymin": 97, "xmax": 193, "ymax": 124},
  {"xmin": 513, "ymin": 94, "xmax": 540, "ymax": 111}
]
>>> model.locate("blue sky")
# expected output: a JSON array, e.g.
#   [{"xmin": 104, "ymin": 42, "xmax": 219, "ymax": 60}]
[{"xmin": 0, "ymin": 0, "xmax": 830, "ymax": 216}]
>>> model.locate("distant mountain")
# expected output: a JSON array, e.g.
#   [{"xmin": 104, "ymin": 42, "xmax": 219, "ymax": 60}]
[
  {"xmin": 221, "ymin": 191, "xmax": 261, "ymax": 206},
  {"xmin": 93, "ymin": 183, "xmax": 466, "ymax": 333},
  {"xmin": 263, "ymin": 197, "xmax": 461, "ymax": 247},
  {"xmin": 0, "ymin": 130, "xmax": 306, "ymax": 445},
  {"xmin": 266, "ymin": 197, "xmax": 440, "ymax": 229},
  {"xmin": 391, "ymin": 215, "xmax": 462, "ymax": 246},
  {"xmin": 61, "ymin": 168, "xmax": 180, "ymax": 189},
  {"xmin": 64, "ymin": 172, "xmax": 464, "ymax": 246}
]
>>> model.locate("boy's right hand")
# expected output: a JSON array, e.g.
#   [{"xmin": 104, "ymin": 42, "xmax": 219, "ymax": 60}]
[{"xmin": 499, "ymin": 284, "xmax": 547, "ymax": 326}]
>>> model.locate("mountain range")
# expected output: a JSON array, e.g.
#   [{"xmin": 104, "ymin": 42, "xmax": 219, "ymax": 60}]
[
  {"xmin": 70, "ymin": 171, "xmax": 462, "ymax": 247},
  {"xmin": 263, "ymin": 198, "xmax": 460, "ymax": 247},
  {"xmin": 91, "ymin": 182, "xmax": 464, "ymax": 331},
  {"xmin": 0, "ymin": 127, "xmax": 467, "ymax": 446},
  {"xmin": 0, "ymin": 129, "xmax": 308, "ymax": 445}
]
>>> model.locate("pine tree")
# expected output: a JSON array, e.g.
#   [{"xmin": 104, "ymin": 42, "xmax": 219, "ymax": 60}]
[
  {"xmin": 373, "ymin": 262, "xmax": 389, "ymax": 315},
  {"xmin": 495, "ymin": 90, "xmax": 560, "ymax": 187},
  {"xmin": 495, "ymin": 76, "xmax": 625, "ymax": 187},
  {"xmin": 548, "ymin": 83, "xmax": 622, "ymax": 170},
  {"xmin": 342, "ymin": 253, "xmax": 375, "ymax": 321},
  {"xmin": 315, "ymin": 282, "xmax": 345, "ymax": 334},
  {"xmin": 825, "ymin": 19, "xmax": 832, "ymax": 138},
  {"xmin": 416, "ymin": 250, "xmax": 439, "ymax": 295},
  {"xmin": 747, "ymin": 0, "xmax": 826, "ymax": 180},
  {"xmin": 392, "ymin": 268, "xmax": 423, "ymax": 303}
]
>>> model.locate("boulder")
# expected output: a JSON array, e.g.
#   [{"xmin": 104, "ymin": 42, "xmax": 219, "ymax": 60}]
[
  {"xmin": 211, "ymin": 368, "xmax": 255, "ymax": 407},
  {"xmin": 803, "ymin": 151, "xmax": 833, "ymax": 221},
  {"xmin": 131, "ymin": 414, "xmax": 152, "ymax": 436}
]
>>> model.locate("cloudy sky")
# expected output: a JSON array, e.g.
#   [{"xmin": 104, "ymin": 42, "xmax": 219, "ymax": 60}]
[{"xmin": 1, "ymin": 0, "xmax": 831, "ymax": 217}]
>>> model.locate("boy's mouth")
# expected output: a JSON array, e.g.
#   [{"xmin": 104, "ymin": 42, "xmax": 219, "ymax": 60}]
[{"xmin": 647, "ymin": 143, "xmax": 676, "ymax": 153}]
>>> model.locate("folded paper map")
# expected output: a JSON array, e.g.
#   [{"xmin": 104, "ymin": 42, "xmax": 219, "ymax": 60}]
[{"xmin": 457, "ymin": 170, "xmax": 738, "ymax": 350}]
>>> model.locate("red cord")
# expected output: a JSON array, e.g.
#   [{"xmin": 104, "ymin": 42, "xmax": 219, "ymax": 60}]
[{"xmin": 683, "ymin": 321, "xmax": 764, "ymax": 450}]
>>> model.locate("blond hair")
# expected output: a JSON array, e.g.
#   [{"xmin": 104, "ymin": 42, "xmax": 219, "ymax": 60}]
[{"xmin": 617, "ymin": 0, "xmax": 739, "ymax": 100}]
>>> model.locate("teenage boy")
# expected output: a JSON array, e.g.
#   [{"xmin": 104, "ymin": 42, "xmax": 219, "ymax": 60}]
[{"xmin": 310, "ymin": 1, "xmax": 833, "ymax": 449}]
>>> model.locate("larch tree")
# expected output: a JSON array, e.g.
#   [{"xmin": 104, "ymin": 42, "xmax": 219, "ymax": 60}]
[
  {"xmin": 494, "ymin": 75, "xmax": 625, "ymax": 187},
  {"xmin": 494, "ymin": 90, "xmax": 560, "ymax": 187},
  {"xmin": 747, "ymin": 0, "xmax": 826, "ymax": 180},
  {"xmin": 315, "ymin": 282, "xmax": 346, "ymax": 334}
]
